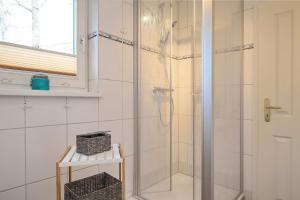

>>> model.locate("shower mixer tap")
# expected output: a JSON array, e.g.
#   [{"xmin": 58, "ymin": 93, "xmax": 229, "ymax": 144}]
[{"xmin": 153, "ymin": 87, "xmax": 174, "ymax": 95}]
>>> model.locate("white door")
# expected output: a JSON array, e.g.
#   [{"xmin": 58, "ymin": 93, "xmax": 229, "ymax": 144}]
[{"xmin": 257, "ymin": 1, "xmax": 300, "ymax": 200}]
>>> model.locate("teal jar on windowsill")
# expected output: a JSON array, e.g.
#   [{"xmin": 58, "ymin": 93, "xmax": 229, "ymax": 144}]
[{"xmin": 31, "ymin": 74, "xmax": 50, "ymax": 90}]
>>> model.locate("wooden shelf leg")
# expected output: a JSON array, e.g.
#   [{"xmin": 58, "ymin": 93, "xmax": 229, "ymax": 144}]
[
  {"xmin": 56, "ymin": 162, "xmax": 61, "ymax": 200},
  {"xmin": 68, "ymin": 166, "xmax": 72, "ymax": 183},
  {"xmin": 119, "ymin": 145, "xmax": 126, "ymax": 200},
  {"xmin": 121, "ymin": 159, "xmax": 126, "ymax": 200}
]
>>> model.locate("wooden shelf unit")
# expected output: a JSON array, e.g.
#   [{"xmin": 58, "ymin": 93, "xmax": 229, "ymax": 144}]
[{"xmin": 56, "ymin": 144, "xmax": 125, "ymax": 200}]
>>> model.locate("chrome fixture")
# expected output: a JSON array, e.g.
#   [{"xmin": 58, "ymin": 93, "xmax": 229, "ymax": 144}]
[{"xmin": 153, "ymin": 86, "xmax": 174, "ymax": 95}]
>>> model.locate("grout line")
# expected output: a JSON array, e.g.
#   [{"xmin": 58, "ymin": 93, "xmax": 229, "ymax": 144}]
[
  {"xmin": 7, "ymin": 121, "xmax": 102, "ymax": 130},
  {"xmin": 67, "ymin": 121, "xmax": 100, "ymax": 126},
  {"xmin": 0, "ymin": 185, "xmax": 26, "ymax": 193},
  {"xmin": 66, "ymin": 97, "xmax": 69, "ymax": 146},
  {"xmin": 0, "ymin": 127, "xmax": 26, "ymax": 132},
  {"xmin": 99, "ymin": 118, "xmax": 134, "ymax": 122},
  {"xmin": 24, "ymin": 96, "xmax": 27, "ymax": 200},
  {"xmin": 100, "ymin": 78, "xmax": 128, "ymax": 83}
]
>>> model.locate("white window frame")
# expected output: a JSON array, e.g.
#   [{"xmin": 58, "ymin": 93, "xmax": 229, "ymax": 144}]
[{"xmin": 0, "ymin": 0, "xmax": 88, "ymax": 91}]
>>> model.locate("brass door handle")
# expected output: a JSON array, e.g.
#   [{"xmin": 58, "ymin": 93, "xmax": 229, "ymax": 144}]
[
  {"xmin": 266, "ymin": 106, "xmax": 282, "ymax": 110},
  {"xmin": 264, "ymin": 98, "xmax": 281, "ymax": 122}
]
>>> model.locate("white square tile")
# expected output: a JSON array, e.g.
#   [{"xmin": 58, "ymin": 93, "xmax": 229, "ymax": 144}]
[
  {"xmin": 99, "ymin": 120, "xmax": 123, "ymax": 145},
  {"xmin": 244, "ymin": 49, "xmax": 254, "ymax": 85},
  {"xmin": 178, "ymin": 59, "xmax": 192, "ymax": 88},
  {"xmin": 123, "ymin": 0, "xmax": 133, "ymax": 41},
  {"xmin": 178, "ymin": 142, "xmax": 188, "ymax": 173},
  {"xmin": 178, "ymin": 88, "xmax": 192, "ymax": 115},
  {"xmin": 26, "ymin": 176, "xmax": 67, "ymax": 200},
  {"xmin": 244, "ymin": 9, "xmax": 254, "ymax": 44},
  {"xmin": 123, "ymin": 45, "xmax": 134, "ymax": 82},
  {"xmin": 26, "ymin": 125, "xmax": 67, "ymax": 183},
  {"xmin": 178, "ymin": 3, "xmax": 188, "ymax": 29},
  {"xmin": 244, "ymin": 85, "xmax": 254, "ymax": 120},
  {"xmin": 0, "ymin": 186, "xmax": 25, "ymax": 200},
  {"xmin": 141, "ymin": 117, "xmax": 168, "ymax": 151},
  {"xmin": 172, "ymin": 115, "xmax": 179, "ymax": 142},
  {"xmin": 25, "ymin": 97, "xmax": 66, "ymax": 127},
  {"xmin": 72, "ymin": 166, "xmax": 99, "ymax": 181},
  {"xmin": 67, "ymin": 97, "xmax": 99, "ymax": 123},
  {"xmin": 125, "ymin": 155, "xmax": 134, "ymax": 195},
  {"xmin": 99, "ymin": 0, "xmax": 123, "ymax": 37},
  {"xmin": 244, "ymin": 120, "xmax": 253, "ymax": 156},
  {"xmin": 178, "ymin": 115, "xmax": 193, "ymax": 144},
  {"xmin": 123, "ymin": 119, "xmax": 134, "ymax": 156},
  {"xmin": 0, "ymin": 129, "xmax": 25, "ymax": 191},
  {"xmin": 140, "ymin": 84, "xmax": 158, "ymax": 118},
  {"xmin": 244, "ymin": 155, "xmax": 253, "ymax": 200},
  {"xmin": 187, "ymin": 145, "xmax": 194, "ymax": 175},
  {"xmin": 0, "ymin": 97, "xmax": 24, "ymax": 130},
  {"xmin": 98, "ymin": 163, "xmax": 119, "ymax": 178},
  {"xmin": 67, "ymin": 122, "xmax": 99, "ymax": 146},
  {"xmin": 123, "ymin": 82, "xmax": 134, "ymax": 119},
  {"xmin": 173, "ymin": 88, "xmax": 180, "ymax": 115},
  {"xmin": 99, "ymin": 38, "xmax": 123, "ymax": 81},
  {"xmin": 172, "ymin": 60, "xmax": 179, "ymax": 88},
  {"xmin": 99, "ymin": 80, "xmax": 123, "ymax": 121},
  {"xmin": 172, "ymin": 143, "xmax": 179, "ymax": 173}
]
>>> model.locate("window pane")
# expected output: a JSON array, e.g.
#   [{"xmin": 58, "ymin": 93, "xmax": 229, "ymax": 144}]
[{"xmin": 0, "ymin": 0, "xmax": 75, "ymax": 55}]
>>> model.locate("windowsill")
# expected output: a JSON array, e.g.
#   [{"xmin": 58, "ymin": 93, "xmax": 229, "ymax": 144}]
[{"xmin": 0, "ymin": 89, "xmax": 102, "ymax": 98}]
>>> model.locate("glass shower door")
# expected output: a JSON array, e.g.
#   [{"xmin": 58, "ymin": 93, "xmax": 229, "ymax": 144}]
[
  {"xmin": 193, "ymin": 0, "xmax": 202, "ymax": 199},
  {"xmin": 213, "ymin": 0, "xmax": 243, "ymax": 199},
  {"xmin": 138, "ymin": 0, "xmax": 173, "ymax": 198},
  {"xmin": 201, "ymin": 0, "xmax": 244, "ymax": 199}
]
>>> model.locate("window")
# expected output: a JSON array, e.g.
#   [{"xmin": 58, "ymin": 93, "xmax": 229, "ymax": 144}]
[{"xmin": 0, "ymin": 0, "xmax": 87, "ymax": 89}]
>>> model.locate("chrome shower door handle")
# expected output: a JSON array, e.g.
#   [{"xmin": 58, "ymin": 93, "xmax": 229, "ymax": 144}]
[{"xmin": 264, "ymin": 98, "xmax": 282, "ymax": 122}]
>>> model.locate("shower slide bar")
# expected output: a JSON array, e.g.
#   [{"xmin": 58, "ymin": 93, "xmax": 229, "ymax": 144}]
[
  {"xmin": 140, "ymin": 43, "xmax": 254, "ymax": 60},
  {"xmin": 88, "ymin": 30, "xmax": 254, "ymax": 60},
  {"xmin": 88, "ymin": 30, "xmax": 134, "ymax": 46},
  {"xmin": 176, "ymin": 43, "xmax": 254, "ymax": 59}
]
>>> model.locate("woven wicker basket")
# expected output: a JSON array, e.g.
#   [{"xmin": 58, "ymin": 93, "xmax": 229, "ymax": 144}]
[
  {"xmin": 76, "ymin": 131, "xmax": 111, "ymax": 155},
  {"xmin": 64, "ymin": 172, "xmax": 122, "ymax": 200}
]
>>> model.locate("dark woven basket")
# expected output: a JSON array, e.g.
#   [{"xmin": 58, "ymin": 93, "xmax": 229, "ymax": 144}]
[
  {"xmin": 76, "ymin": 131, "xmax": 111, "ymax": 155},
  {"xmin": 64, "ymin": 172, "xmax": 122, "ymax": 200}
]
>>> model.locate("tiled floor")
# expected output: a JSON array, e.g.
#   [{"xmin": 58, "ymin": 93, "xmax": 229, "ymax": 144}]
[{"xmin": 130, "ymin": 173, "xmax": 239, "ymax": 200}]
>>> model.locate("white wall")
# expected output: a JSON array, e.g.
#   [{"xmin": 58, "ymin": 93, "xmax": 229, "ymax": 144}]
[{"xmin": 0, "ymin": 0, "xmax": 134, "ymax": 199}]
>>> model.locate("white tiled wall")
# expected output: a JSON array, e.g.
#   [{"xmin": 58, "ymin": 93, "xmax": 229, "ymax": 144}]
[
  {"xmin": 0, "ymin": 129, "xmax": 26, "ymax": 191},
  {"xmin": 0, "ymin": 0, "xmax": 134, "ymax": 199},
  {"xmin": 175, "ymin": 0, "xmax": 194, "ymax": 177}
]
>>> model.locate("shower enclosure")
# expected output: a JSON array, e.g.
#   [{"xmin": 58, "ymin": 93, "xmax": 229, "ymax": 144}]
[{"xmin": 133, "ymin": 0, "xmax": 244, "ymax": 199}]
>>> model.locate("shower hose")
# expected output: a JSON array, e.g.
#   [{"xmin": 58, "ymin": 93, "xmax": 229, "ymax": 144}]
[{"xmin": 158, "ymin": 94, "xmax": 174, "ymax": 127}]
